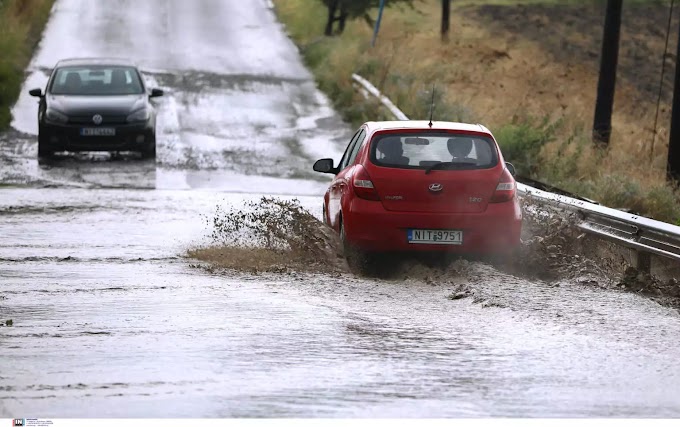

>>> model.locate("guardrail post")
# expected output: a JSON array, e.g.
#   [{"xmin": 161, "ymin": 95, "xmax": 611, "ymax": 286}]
[{"xmin": 636, "ymin": 251, "xmax": 651, "ymax": 274}]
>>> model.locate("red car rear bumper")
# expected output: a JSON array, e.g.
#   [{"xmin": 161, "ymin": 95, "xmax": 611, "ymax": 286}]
[{"xmin": 343, "ymin": 197, "xmax": 522, "ymax": 254}]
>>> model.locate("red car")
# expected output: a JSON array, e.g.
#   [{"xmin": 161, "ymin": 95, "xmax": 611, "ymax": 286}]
[{"xmin": 313, "ymin": 120, "xmax": 522, "ymax": 272}]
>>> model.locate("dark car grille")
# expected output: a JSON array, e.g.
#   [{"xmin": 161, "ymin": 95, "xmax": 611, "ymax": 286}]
[{"xmin": 68, "ymin": 115, "xmax": 128, "ymax": 125}]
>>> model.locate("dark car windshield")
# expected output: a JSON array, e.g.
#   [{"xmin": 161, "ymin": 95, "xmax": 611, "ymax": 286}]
[
  {"xmin": 370, "ymin": 132, "xmax": 499, "ymax": 170},
  {"xmin": 49, "ymin": 65, "xmax": 145, "ymax": 95}
]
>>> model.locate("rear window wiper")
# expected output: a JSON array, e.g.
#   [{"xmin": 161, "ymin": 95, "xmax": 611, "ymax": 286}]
[{"xmin": 424, "ymin": 161, "xmax": 477, "ymax": 174}]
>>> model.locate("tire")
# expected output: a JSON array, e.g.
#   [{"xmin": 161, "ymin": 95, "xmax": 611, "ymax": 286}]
[
  {"xmin": 37, "ymin": 130, "xmax": 54, "ymax": 158},
  {"xmin": 140, "ymin": 134, "xmax": 156, "ymax": 159},
  {"xmin": 340, "ymin": 220, "xmax": 373, "ymax": 275}
]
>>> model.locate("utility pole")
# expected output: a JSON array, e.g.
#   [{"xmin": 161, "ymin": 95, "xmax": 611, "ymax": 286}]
[
  {"xmin": 668, "ymin": 18, "xmax": 680, "ymax": 180},
  {"xmin": 592, "ymin": 0, "xmax": 623, "ymax": 145},
  {"xmin": 441, "ymin": 0, "xmax": 451, "ymax": 42}
]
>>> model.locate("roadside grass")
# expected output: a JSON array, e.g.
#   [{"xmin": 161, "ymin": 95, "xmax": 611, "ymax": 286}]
[
  {"xmin": 0, "ymin": 0, "xmax": 54, "ymax": 129},
  {"xmin": 273, "ymin": 0, "xmax": 680, "ymax": 223},
  {"xmin": 495, "ymin": 118, "xmax": 680, "ymax": 221}
]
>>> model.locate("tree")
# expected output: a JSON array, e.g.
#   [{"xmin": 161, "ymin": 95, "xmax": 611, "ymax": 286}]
[{"xmin": 322, "ymin": 0, "xmax": 415, "ymax": 36}]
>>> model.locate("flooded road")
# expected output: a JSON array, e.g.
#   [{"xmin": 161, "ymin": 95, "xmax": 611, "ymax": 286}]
[{"xmin": 2, "ymin": 0, "xmax": 680, "ymax": 418}]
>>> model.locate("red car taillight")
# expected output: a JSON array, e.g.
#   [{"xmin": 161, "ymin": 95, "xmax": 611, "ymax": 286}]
[
  {"xmin": 490, "ymin": 167, "xmax": 516, "ymax": 203},
  {"xmin": 352, "ymin": 165, "xmax": 380, "ymax": 201}
]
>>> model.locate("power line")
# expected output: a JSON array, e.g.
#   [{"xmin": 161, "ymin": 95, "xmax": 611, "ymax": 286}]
[{"xmin": 650, "ymin": 0, "xmax": 676, "ymax": 162}]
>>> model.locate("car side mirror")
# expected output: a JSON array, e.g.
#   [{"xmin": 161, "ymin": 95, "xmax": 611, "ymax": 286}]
[
  {"xmin": 149, "ymin": 88, "xmax": 164, "ymax": 98},
  {"xmin": 313, "ymin": 158, "xmax": 336, "ymax": 174},
  {"xmin": 29, "ymin": 88, "xmax": 43, "ymax": 97},
  {"xmin": 505, "ymin": 162, "xmax": 516, "ymax": 177}
]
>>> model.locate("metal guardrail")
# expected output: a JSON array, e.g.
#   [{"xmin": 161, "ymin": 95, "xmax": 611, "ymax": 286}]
[
  {"xmin": 351, "ymin": 74, "xmax": 408, "ymax": 121},
  {"xmin": 517, "ymin": 183, "xmax": 680, "ymax": 263},
  {"xmin": 351, "ymin": 73, "xmax": 680, "ymax": 267}
]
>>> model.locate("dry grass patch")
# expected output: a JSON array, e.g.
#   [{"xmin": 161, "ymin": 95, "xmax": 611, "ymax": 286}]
[{"xmin": 273, "ymin": 0, "xmax": 680, "ymax": 222}]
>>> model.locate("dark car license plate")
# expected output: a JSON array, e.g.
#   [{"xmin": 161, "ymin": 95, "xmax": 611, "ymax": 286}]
[{"xmin": 81, "ymin": 128, "xmax": 116, "ymax": 136}]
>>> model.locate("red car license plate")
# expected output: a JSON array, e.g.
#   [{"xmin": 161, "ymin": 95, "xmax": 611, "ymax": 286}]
[{"xmin": 408, "ymin": 229, "xmax": 463, "ymax": 245}]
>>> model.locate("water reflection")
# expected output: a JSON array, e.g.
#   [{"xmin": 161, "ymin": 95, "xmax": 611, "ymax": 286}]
[{"xmin": 37, "ymin": 152, "xmax": 157, "ymax": 189}]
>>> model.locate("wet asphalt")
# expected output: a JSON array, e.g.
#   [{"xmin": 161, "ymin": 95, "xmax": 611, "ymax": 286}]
[{"xmin": 1, "ymin": 0, "xmax": 680, "ymax": 418}]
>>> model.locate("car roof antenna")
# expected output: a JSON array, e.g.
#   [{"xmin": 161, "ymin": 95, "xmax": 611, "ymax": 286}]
[{"xmin": 428, "ymin": 84, "xmax": 435, "ymax": 128}]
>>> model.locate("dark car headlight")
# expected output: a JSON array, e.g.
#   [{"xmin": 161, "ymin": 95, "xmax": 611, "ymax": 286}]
[
  {"xmin": 45, "ymin": 108, "xmax": 68, "ymax": 124},
  {"xmin": 127, "ymin": 108, "xmax": 150, "ymax": 123}
]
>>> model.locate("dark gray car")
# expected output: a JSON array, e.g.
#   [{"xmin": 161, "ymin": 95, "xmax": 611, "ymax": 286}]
[{"xmin": 29, "ymin": 58, "xmax": 164, "ymax": 158}]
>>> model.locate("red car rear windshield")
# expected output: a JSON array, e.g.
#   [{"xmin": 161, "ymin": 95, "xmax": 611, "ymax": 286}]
[{"xmin": 370, "ymin": 132, "xmax": 499, "ymax": 170}]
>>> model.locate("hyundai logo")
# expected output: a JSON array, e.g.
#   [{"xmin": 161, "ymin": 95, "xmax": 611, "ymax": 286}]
[
  {"xmin": 428, "ymin": 183, "xmax": 443, "ymax": 192},
  {"xmin": 92, "ymin": 114, "xmax": 103, "ymax": 125}
]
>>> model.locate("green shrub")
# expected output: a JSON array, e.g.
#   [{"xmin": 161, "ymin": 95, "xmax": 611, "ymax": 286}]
[
  {"xmin": 0, "ymin": 27, "xmax": 24, "ymax": 128},
  {"xmin": 645, "ymin": 185, "xmax": 680, "ymax": 223},
  {"xmin": 493, "ymin": 116, "xmax": 558, "ymax": 178},
  {"xmin": 0, "ymin": 0, "xmax": 55, "ymax": 130},
  {"xmin": 494, "ymin": 117, "xmax": 680, "ymax": 223},
  {"xmin": 404, "ymin": 85, "xmax": 475, "ymax": 123},
  {"xmin": 566, "ymin": 174, "xmax": 679, "ymax": 223}
]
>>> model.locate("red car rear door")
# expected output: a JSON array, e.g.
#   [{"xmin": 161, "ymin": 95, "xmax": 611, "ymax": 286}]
[{"xmin": 328, "ymin": 128, "xmax": 365, "ymax": 230}]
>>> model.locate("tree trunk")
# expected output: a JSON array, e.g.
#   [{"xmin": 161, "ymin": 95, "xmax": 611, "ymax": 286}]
[
  {"xmin": 325, "ymin": 0, "xmax": 340, "ymax": 36},
  {"xmin": 338, "ymin": 1, "xmax": 348, "ymax": 34},
  {"xmin": 668, "ymin": 18, "xmax": 680, "ymax": 180}
]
